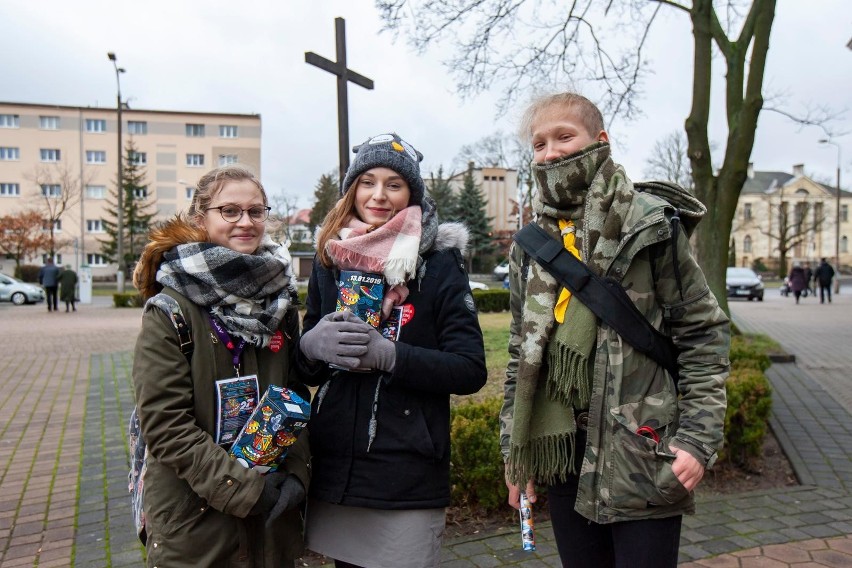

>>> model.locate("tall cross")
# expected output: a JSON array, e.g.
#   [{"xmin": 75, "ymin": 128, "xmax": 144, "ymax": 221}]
[{"xmin": 305, "ymin": 17, "xmax": 375, "ymax": 186}]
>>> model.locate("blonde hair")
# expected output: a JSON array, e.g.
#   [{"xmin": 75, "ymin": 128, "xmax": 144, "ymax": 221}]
[
  {"xmin": 518, "ymin": 92, "xmax": 605, "ymax": 142},
  {"xmin": 190, "ymin": 165, "xmax": 267, "ymax": 221}
]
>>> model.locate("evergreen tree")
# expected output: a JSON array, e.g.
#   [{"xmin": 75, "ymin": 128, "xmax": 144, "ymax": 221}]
[
  {"xmin": 100, "ymin": 139, "xmax": 157, "ymax": 274},
  {"xmin": 308, "ymin": 172, "xmax": 339, "ymax": 236},
  {"xmin": 427, "ymin": 166, "xmax": 459, "ymax": 222},
  {"xmin": 456, "ymin": 167, "xmax": 495, "ymax": 271}
]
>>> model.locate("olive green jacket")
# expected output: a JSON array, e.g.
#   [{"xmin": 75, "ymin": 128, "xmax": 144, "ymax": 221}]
[
  {"xmin": 501, "ymin": 189, "xmax": 730, "ymax": 523},
  {"xmin": 133, "ymin": 288, "xmax": 310, "ymax": 567}
]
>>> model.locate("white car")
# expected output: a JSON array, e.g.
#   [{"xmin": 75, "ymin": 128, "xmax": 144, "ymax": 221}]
[
  {"xmin": 0, "ymin": 273, "xmax": 46, "ymax": 305},
  {"xmin": 493, "ymin": 260, "xmax": 510, "ymax": 280},
  {"xmin": 468, "ymin": 280, "xmax": 489, "ymax": 291}
]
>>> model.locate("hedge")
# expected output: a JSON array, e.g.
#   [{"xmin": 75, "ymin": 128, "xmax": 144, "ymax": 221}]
[
  {"xmin": 471, "ymin": 289, "xmax": 509, "ymax": 313},
  {"xmin": 113, "ymin": 293, "xmax": 144, "ymax": 308}
]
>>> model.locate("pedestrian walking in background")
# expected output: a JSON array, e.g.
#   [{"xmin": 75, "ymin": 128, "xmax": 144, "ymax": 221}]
[
  {"xmin": 298, "ymin": 133, "xmax": 487, "ymax": 568},
  {"xmin": 804, "ymin": 262, "xmax": 815, "ymax": 296},
  {"xmin": 788, "ymin": 262, "xmax": 808, "ymax": 304},
  {"xmin": 814, "ymin": 257, "xmax": 836, "ymax": 304},
  {"xmin": 37, "ymin": 257, "xmax": 61, "ymax": 312},
  {"xmin": 501, "ymin": 92, "xmax": 730, "ymax": 568},
  {"xmin": 59, "ymin": 265, "xmax": 78, "ymax": 312},
  {"xmin": 131, "ymin": 165, "xmax": 310, "ymax": 567}
]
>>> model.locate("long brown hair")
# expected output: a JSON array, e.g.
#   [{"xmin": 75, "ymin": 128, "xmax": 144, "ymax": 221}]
[{"xmin": 315, "ymin": 186, "xmax": 359, "ymax": 268}]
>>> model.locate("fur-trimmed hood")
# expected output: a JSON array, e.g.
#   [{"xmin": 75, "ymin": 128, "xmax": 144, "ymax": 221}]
[
  {"xmin": 432, "ymin": 222, "xmax": 469, "ymax": 256},
  {"xmin": 133, "ymin": 215, "xmax": 207, "ymax": 300}
]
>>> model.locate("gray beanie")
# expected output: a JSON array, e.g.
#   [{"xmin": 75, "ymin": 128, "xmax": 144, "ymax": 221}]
[{"xmin": 341, "ymin": 133, "xmax": 427, "ymax": 205}]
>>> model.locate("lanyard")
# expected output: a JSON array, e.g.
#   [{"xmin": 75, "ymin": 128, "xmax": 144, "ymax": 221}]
[{"xmin": 208, "ymin": 314, "xmax": 247, "ymax": 375}]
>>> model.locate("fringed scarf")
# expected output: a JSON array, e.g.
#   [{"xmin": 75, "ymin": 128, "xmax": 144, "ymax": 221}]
[
  {"xmin": 156, "ymin": 236, "xmax": 296, "ymax": 347},
  {"xmin": 507, "ymin": 142, "xmax": 637, "ymax": 486}
]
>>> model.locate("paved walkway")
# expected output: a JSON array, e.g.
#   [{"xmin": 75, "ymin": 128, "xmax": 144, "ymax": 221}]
[{"xmin": 0, "ymin": 286, "xmax": 850, "ymax": 566}]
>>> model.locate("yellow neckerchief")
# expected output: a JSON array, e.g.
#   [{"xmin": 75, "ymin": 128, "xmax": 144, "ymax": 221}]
[{"xmin": 554, "ymin": 219, "xmax": 581, "ymax": 323}]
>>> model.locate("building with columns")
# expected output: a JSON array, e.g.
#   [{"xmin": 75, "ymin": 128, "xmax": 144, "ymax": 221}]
[{"xmin": 0, "ymin": 101, "xmax": 260, "ymax": 279}]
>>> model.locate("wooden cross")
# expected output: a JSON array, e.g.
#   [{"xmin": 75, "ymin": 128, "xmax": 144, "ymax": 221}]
[{"xmin": 305, "ymin": 17, "xmax": 375, "ymax": 186}]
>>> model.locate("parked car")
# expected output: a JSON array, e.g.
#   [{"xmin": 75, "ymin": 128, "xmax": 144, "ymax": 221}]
[
  {"xmin": 493, "ymin": 260, "xmax": 509, "ymax": 280},
  {"xmin": 725, "ymin": 267, "xmax": 764, "ymax": 301},
  {"xmin": 469, "ymin": 280, "xmax": 489, "ymax": 291},
  {"xmin": 0, "ymin": 273, "xmax": 46, "ymax": 305}
]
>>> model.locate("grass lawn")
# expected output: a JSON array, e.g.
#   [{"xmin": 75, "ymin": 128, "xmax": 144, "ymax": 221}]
[{"xmin": 457, "ymin": 311, "xmax": 511, "ymax": 405}]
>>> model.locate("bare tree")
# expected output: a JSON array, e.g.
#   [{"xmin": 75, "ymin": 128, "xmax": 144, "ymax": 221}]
[
  {"xmin": 643, "ymin": 131, "xmax": 694, "ymax": 190},
  {"xmin": 759, "ymin": 199, "xmax": 827, "ymax": 278},
  {"xmin": 24, "ymin": 162, "xmax": 85, "ymax": 257},
  {"xmin": 267, "ymin": 191, "xmax": 301, "ymax": 246},
  {"xmin": 376, "ymin": 0, "xmax": 839, "ymax": 312}
]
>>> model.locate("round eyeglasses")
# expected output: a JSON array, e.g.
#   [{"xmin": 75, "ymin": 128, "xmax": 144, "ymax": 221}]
[{"xmin": 205, "ymin": 205, "xmax": 271, "ymax": 223}]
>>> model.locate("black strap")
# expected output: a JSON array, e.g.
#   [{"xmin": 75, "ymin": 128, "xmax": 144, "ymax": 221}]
[{"xmin": 514, "ymin": 223, "xmax": 680, "ymax": 385}]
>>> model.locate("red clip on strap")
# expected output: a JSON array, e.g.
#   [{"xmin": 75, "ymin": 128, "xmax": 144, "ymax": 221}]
[{"xmin": 636, "ymin": 426, "xmax": 660, "ymax": 444}]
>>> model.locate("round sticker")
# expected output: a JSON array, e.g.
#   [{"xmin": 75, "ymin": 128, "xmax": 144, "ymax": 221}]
[
  {"xmin": 399, "ymin": 304, "xmax": 415, "ymax": 326},
  {"xmin": 269, "ymin": 330, "xmax": 284, "ymax": 353}
]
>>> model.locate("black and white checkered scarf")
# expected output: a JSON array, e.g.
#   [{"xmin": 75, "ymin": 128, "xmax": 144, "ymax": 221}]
[{"xmin": 156, "ymin": 236, "xmax": 296, "ymax": 347}]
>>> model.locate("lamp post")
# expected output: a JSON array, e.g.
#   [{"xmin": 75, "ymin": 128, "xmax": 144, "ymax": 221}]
[
  {"xmin": 819, "ymin": 138, "xmax": 842, "ymax": 294},
  {"xmin": 107, "ymin": 52, "xmax": 126, "ymax": 292}
]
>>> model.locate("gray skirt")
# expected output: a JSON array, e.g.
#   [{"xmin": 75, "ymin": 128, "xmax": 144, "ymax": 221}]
[{"xmin": 305, "ymin": 500, "xmax": 446, "ymax": 568}]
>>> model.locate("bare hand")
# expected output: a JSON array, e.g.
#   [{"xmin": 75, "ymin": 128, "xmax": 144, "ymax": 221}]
[
  {"xmin": 504, "ymin": 464, "xmax": 536, "ymax": 510},
  {"xmin": 670, "ymin": 444, "xmax": 704, "ymax": 491}
]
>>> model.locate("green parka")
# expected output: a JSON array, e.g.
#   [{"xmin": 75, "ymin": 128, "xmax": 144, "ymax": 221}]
[{"xmin": 500, "ymin": 188, "xmax": 730, "ymax": 524}]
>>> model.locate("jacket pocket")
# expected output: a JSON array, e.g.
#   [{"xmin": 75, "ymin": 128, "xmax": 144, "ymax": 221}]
[
  {"xmin": 367, "ymin": 388, "xmax": 439, "ymax": 459},
  {"xmin": 159, "ymin": 485, "xmax": 208, "ymax": 538},
  {"xmin": 606, "ymin": 392, "xmax": 689, "ymax": 510}
]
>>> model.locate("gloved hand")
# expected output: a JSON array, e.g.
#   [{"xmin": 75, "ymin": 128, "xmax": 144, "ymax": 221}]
[
  {"xmin": 265, "ymin": 475, "xmax": 306, "ymax": 528},
  {"xmin": 249, "ymin": 471, "xmax": 288, "ymax": 516},
  {"xmin": 299, "ymin": 310, "xmax": 371, "ymax": 368},
  {"xmin": 358, "ymin": 327, "xmax": 397, "ymax": 373}
]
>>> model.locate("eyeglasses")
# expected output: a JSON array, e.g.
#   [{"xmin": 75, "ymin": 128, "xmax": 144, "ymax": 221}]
[{"xmin": 205, "ymin": 205, "xmax": 271, "ymax": 223}]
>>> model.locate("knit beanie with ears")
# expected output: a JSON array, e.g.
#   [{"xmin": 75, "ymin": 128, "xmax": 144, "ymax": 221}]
[{"xmin": 341, "ymin": 133, "xmax": 427, "ymax": 206}]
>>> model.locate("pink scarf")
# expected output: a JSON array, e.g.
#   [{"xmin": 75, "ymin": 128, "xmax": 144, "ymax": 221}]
[{"xmin": 326, "ymin": 205, "xmax": 422, "ymax": 318}]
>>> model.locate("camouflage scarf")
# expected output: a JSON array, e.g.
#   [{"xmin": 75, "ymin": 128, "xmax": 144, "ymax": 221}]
[{"xmin": 508, "ymin": 142, "xmax": 635, "ymax": 485}]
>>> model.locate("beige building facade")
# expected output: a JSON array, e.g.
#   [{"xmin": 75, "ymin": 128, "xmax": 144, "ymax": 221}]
[
  {"xmin": 731, "ymin": 163, "xmax": 851, "ymax": 273},
  {"xmin": 444, "ymin": 163, "xmax": 520, "ymax": 234},
  {"xmin": 0, "ymin": 101, "xmax": 260, "ymax": 279}
]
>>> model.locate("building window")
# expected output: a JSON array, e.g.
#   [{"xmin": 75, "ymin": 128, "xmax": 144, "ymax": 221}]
[
  {"xmin": 743, "ymin": 203, "xmax": 752, "ymax": 221},
  {"xmin": 129, "ymin": 151, "xmax": 147, "ymax": 165},
  {"xmin": 86, "ymin": 150, "xmax": 107, "ymax": 164},
  {"xmin": 85, "ymin": 185, "xmax": 107, "ymax": 199},
  {"xmin": 42, "ymin": 219, "xmax": 62, "ymax": 232},
  {"xmin": 186, "ymin": 123, "xmax": 205, "ymax": 137},
  {"xmin": 86, "ymin": 253, "xmax": 108, "ymax": 266},
  {"xmin": 0, "ymin": 183, "xmax": 20, "ymax": 196},
  {"xmin": 43, "ymin": 253, "xmax": 62, "ymax": 264},
  {"xmin": 0, "ymin": 114, "xmax": 20, "ymax": 128},
  {"xmin": 133, "ymin": 186, "xmax": 148, "ymax": 199},
  {"xmin": 842, "ymin": 236, "xmax": 848, "ymax": 254},
  {"xmin": 185, "ymin": 186, "xmax": 194, "ymax": 199},
  {"xmin": 843, "ymin": 205, "xmax": 849, "ymax": 223},
  {"xmin": 39, "ymin": 116, "xmax": 60, "ymax": 130},
  {"xmin": 186, "ymin": 153, "xmax": 205, "ymax": 167},
  {"xmin": 128, "ymin": 121, "xmax": 148, "ymax": 135},
  {"xmin": 86, "ymin": 219, "xmax": 105, "ymax": 233},
  {"xmin": 41, "ymin": 184, "xmax": 62, "ymax": 198},
  {"xmin": 85, "ymin": 119, "xmax": 107, "ymax": 133},
  {"xmin": 40, "ymin": 148, "xmax": 61, "ymax": 162},
  {"xmin": 743, "ymin": 235, "xmax": 752, "ymax": 253},
  {"xmin": 219, "ymin": 125, "xmax": 238, "ymax": 138},
  {"xmin": 0, "ymin": 147, "xmax": 20, "ymax": 160},
  {"xmin": 218, "ymin": 154, "xmax": 238, "ymax": 166}
]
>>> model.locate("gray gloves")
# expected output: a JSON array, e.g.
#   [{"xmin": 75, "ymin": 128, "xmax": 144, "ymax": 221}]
[
  {"xmin": 249, "ymin": 472, "xmax": 306, "ymax": 528},
  {"xmin": 299, "ymin": 311, "xmax": 370, "ymax": 368},
  {"xmin": 358, "ymin": 327, "xmax": 397, "ymax": 373}
]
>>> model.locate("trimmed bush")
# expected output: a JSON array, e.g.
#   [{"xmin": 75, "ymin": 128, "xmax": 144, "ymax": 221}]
[
  {"xmin": 729, "ymin": 334, "xmax": 772, "ymax": 372},
  {"xmin": 722, "ymin": 367, "xmax": 772, "ymax": 467},
  {"xmin": 113, "ymin": 293, "xmax": 143, "ymax": 308},
  {"xmin": 18, "ymin": 264, "xmax": 40, "ymax": 282},
  {"xmin": 472, "ymin": 289, "xmax": 509, "ymax": 313},
  {"xmin": 450, "ymin": 397, "xmax": 507, "ymax": 513}
]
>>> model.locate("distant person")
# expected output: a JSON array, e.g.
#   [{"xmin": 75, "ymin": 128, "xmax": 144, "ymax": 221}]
[
  {"xmin": 803, "ymin": 262, "xmax": 814, "ymax": 296},
  {"xmin": 38, "ymin": 257, "xmax": 61, "ymax": 312},
  {"xmin": 814, "ymin": 257, "xmax": 836, "ymax": 304},
  {"xmin": 59, "ymin": 265, "xmax": 78, "ymax": 312},
  {"xmin": 788, "ymin": 262, "xmax": 807, "ymax": 304}
]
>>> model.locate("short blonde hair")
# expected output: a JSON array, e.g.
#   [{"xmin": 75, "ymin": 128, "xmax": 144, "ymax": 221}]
[{"xmin": 518, "ymin": 92, "xmax": 605, "ymax": 142}]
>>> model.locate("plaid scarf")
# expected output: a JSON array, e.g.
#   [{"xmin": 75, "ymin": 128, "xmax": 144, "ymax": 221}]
[
  {"xmin": 508, "ymin": 142, "xmax": 636, "ymax": 486},
  {"xmin": 156, "ymin": 236, "xmax": 296, "ymax": 347}
]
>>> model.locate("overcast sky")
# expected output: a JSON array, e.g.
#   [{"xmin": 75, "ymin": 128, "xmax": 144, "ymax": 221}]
[{"xmin": 3, "ymin": 1, "xmax": 850, "ymax": 209}]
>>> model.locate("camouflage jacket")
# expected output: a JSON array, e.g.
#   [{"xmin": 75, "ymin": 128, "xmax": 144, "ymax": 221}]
[{"xmin": 500, "ymin": 188, "xmax": 730, "ymax": 523}]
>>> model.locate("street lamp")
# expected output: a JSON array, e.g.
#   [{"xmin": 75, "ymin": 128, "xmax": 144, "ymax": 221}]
[
  {"xmin": 107, "ymin": 52, "xmax": 126, "ymax": 292},
  {"xmin": 819, "ymin": 138, "xmax": 842, "ymax": 294}
]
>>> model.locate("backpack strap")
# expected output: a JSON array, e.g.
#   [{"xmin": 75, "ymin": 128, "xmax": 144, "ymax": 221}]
[
  {"xmin": 514, "ymin": 222, "xmax": 680, "ymax": 386},
  {"xmin": 145, "ymin": 293, "xmax": 193, "ymax": 361}
]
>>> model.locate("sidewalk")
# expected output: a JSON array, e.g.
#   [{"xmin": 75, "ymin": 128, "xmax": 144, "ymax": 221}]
[{"xmin": 0, "ymin": 288, "xmax": 850, "ymax": 566}]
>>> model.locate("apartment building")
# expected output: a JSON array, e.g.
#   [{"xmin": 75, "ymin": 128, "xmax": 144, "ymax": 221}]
[
  {"xmin": 731, "ymin": 163, "xmax": 851, "ymax": 272},
  {"xmin": 443, "ymin": 163, "xmax": 520, "ymax": 234},
  {"xmin": 0, "ymin": 102, "xmax": 260, "ymax": 279}
]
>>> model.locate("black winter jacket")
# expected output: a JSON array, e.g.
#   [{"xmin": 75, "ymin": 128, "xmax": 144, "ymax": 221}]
[{"xmin": 300, "ymin": 241, "xmax": 486, "ymax": 510}]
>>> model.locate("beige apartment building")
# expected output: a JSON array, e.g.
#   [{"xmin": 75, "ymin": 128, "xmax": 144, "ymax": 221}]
[
  {"xmin": 731, "ymin": 163, "xmax": 851, "ymax": 273},
  {"xmin": 0, "ymin": 101, "xmax": 260, "ymax": 279},
  {"xmin": 443, "ymin": 163, "xmax": 520, "ymax": 234}
]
